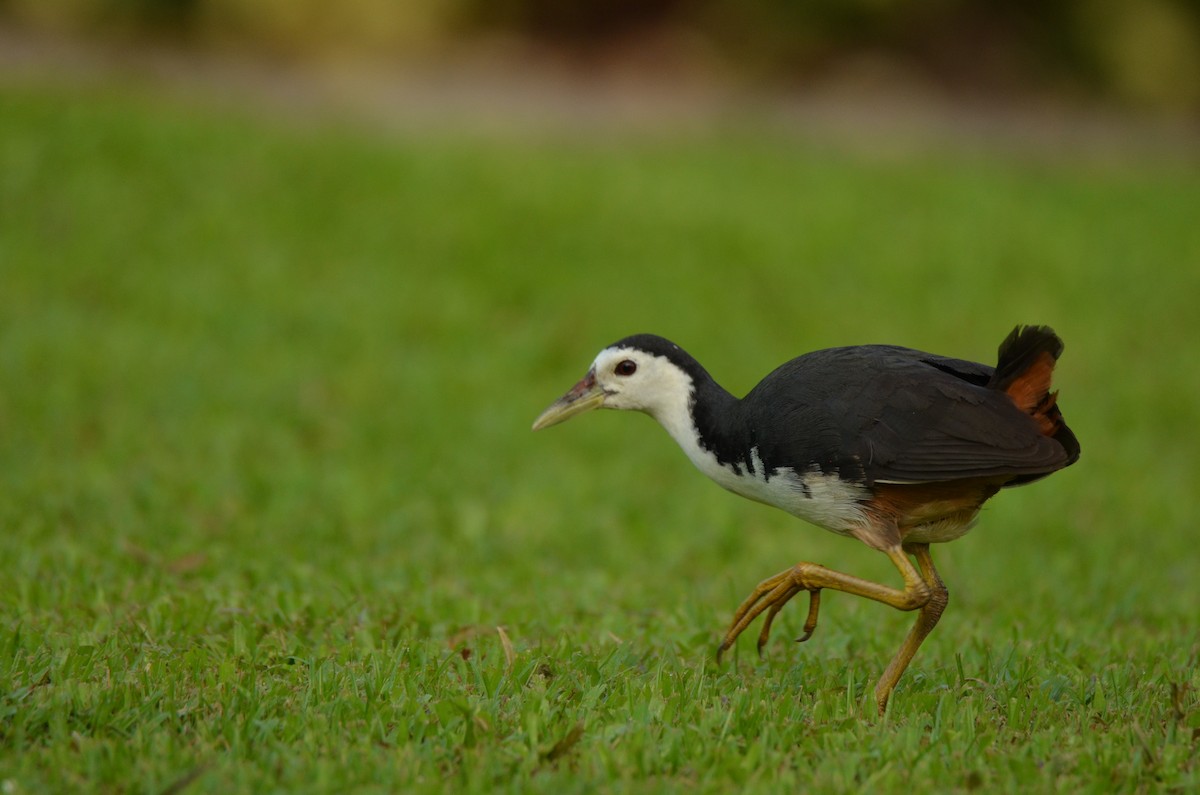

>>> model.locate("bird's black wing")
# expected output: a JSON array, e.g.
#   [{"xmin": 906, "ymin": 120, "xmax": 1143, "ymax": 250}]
[{"xmin": 746, "ymin": 345, "xmax": 1070, "ymax": 485}]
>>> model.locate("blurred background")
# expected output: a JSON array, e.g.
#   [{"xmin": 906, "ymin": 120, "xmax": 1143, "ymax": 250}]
[
  {"xmin": 4, "ymin": 0, "xmax": 1200, "ymax": 116},
  {"xmin": 3, "ymin": 2, "xmax": 1200, "ymax": 788},
  {"xmin": 4, "ymin": 0, "xmax": 1199, "ymax": 600},
  {"xmin": 2, "ymin": 0, "xmax": 1199, "ymax": 613}
]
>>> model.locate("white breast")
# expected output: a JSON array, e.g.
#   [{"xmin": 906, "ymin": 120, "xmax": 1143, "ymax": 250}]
[
  {"xmin": 704, "ymin": 452, "xmax": 870, "ymax": 537},
  {"xmin": 650, "ymin": 399, "xmax": 869, "ymax": 536}
]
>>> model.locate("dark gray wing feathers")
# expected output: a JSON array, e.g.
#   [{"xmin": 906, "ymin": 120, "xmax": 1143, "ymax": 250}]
[{"xmin": 744, "ymin": 345, "xmax": 1070, "ymax": 485}]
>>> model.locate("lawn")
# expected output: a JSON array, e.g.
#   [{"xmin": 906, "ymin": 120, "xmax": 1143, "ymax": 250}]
[{"xmin": 1, "ymin": 83, "xmax": 1198, "ymax": 793}]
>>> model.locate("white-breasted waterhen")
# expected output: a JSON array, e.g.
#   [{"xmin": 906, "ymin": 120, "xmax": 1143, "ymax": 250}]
[{"xmin": 533, "ymin": 325, "xmax": 1079, "ymax": 714}]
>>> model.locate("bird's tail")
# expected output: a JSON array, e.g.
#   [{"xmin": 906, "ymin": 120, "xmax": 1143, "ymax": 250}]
[{"xmin": 989, "ymin": 325, "xmax": 1080, "ymax": 463}]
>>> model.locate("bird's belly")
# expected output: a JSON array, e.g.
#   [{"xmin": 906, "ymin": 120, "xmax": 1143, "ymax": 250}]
[
  {"xmin": 697, "ymin": 453, "xmax": 870, "ymax": 537},
  {"xmin": 870, "ymin": 480, "xmax": 996, "ymax": 544},
  {"xmin": 900, "ymin": 516, "xmax": 978, "ymax": 544}
]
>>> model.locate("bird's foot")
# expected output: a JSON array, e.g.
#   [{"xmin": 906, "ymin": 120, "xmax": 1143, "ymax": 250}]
[
  {"xmin": 716, "ymin": 565, "xmax": 822, "ymax": 662},
  {"xmin": 756, "ymin": 587, "xmax": 822, "ymax": 656},
  {"xmin": 716, "ymin": 546, "xmax": 948, "ymax": 716}
]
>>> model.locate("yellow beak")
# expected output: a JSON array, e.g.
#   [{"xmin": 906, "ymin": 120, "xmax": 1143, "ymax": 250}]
[{"xmin": 532, "ymin": 370, "xmax": 606, "ymax": 431}]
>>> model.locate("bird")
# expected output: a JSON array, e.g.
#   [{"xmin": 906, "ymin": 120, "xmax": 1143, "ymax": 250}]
[{"xmin": 532, "ymin": 325, "xmax": 1079, "ymax": 714}]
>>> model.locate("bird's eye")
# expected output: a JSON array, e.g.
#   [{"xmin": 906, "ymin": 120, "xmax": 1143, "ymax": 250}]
[{"xmin": 614, "ymin": 359, "xmax": 638, "ymax": 376}]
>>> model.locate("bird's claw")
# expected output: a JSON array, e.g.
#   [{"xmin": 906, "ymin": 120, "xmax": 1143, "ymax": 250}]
[
  {"xmin": 716, "ymin": 567, "xmax": 822, "ymax": 660},
  {"xmin": 762, "ymin": 588, "xmax": 820, "ymax": 652},
  {"xmin": 795, "ymin": 589, "xmax": 821, "ymax": 643}
]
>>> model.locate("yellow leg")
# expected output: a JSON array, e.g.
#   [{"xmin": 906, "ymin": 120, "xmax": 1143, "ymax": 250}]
[
  {"xmin": 874, "ymin": 543, "xmax": 949, "ymax": 715},
  {"xmin": 717, "ymin": 546, "xmax": 930, "ymax": 663},
  {"xmin": 716, "ymin": 544, "xmax": 950, "ymax": 715}
]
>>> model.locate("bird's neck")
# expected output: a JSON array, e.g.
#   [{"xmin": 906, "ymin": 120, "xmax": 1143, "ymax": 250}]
[
  {"xmin": 688, "ymin": 378, "xmax": 746, "ymax": 466},
  {"xmin": 649, "ymin": 370, "xmax": 744, "ymax": 472}
]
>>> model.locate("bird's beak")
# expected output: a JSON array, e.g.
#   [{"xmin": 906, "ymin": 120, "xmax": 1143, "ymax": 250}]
[{"xmin": 532, "ymin": 369, "xmax": 606, "ymax": 431}]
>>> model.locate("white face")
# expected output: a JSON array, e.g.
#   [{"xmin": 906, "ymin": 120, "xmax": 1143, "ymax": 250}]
[{"xmin": 591, "ymin": 346, "xmax": 694, "ymax": 418}]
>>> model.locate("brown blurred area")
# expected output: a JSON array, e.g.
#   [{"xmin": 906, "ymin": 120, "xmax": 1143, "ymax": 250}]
[{"xmin": 2, "ymin": 0, "xmax": 1199, "ymax": 139}]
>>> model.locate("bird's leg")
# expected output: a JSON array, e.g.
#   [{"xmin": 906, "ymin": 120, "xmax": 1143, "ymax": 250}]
[
  {"xmin": 874, "ymin": 543, "xmax": 949, "ymax": 715},
  {"xmin": 717, "ymin": 546, "xmax": 930, "ymax": 663}
]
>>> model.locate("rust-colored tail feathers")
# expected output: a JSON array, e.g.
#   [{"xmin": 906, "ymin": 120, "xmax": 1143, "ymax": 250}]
[{"xmin": 990, "ymin": 325, "xmax": 1080, "ymax": 464}]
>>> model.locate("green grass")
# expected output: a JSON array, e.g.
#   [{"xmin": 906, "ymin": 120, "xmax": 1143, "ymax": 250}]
[{"xmin": 2, "ymin": 83, "xmax": 1199, "ymax": 793}]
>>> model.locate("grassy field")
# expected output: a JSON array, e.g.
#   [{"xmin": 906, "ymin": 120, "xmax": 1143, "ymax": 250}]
[{"xmin": 2, "ymin": 83, "xmax": 1199, "ymax": 793}]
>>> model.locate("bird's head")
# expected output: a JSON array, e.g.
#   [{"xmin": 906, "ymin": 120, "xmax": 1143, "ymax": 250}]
[{"xmin": 532, "ymin": 337, "xmax": 695, "ymax": 431}]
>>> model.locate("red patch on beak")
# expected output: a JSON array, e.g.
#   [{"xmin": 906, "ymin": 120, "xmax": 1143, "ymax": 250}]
[{"xmin": 566, "ymin": 369, "xmax": 597, "ymax": 400}]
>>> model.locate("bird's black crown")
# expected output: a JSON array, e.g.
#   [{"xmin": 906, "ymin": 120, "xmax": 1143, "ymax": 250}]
[{"xmin": 607, "ymin": 334, "xmax": 713, "ymax": 387}]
